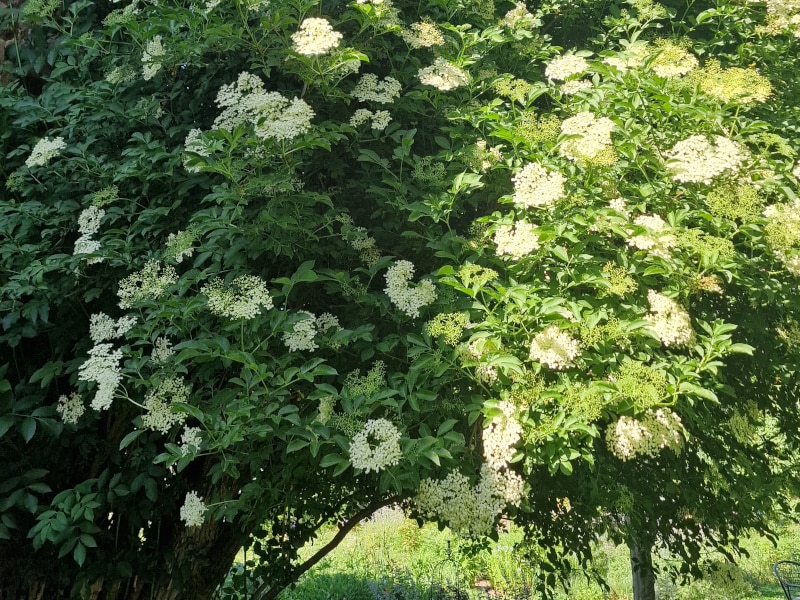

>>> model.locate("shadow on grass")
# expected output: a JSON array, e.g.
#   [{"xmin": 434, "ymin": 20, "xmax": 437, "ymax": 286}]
[
  {"xmin": 278, "ymin": 573, "xmax": 382, "ymax": 600},
  {"xmin": 746, "ymin": 581, "xmax": 788, "ymax": 600}
]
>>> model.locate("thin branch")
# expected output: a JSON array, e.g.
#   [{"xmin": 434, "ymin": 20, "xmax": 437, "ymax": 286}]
[{"xmin": 254, "ymin": 496, "xmax": 400, "ymax": 600}]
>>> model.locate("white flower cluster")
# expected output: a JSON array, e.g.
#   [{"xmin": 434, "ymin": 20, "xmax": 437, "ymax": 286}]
[
  {"xmin": 141, "ymin": 376, "xmax": 189, "ymax": 434},
  {"xmin": 665, "ymin": 135, "xmax": 747, "ymax": 184},
  {"xmin": 180, "ymin": 426, "xmax": 202, "ymax": 456},
  {"xmin": 202, "ymin": 275, "xmax": 273, "ymax": 320},
  {"xmin": 349, "ymin": 418, "xmax": 403, "ymax": 473},
  {"xmin": 606, "ymin": 408, "xmax": 685, "ymax": 460},
  {"xmin": 142, "ymin": 35, "xmax": 164, "ymax": 80},
  {"xmin": 105, "ymin": 66, "xmax": 137, "ymax": 85},
  {"xmin": 560, "ymin": 80, "xmax": 593, "ymax": 95},
  {"xmin": 291, "ymin": 17, "xmax": 343, "ymax": 56},
  {"xmin": 384, "ymin": 260, "xmax": 437, "ymax": 318},
  {"xmin": 89, "ymin": 313, "xmax": 136, "ymax": 344},
  {"xmin": 529, "ymin": 325, "xmax": 581, "ymax": 370},
  {"xmin": 78, "ymin": 205, "xmax": 103, "ymax": 235},
  {"xmin": 760, "ymin": 0, "xmax": 800, "ymax": 37},
  {"xmin": 282, "ymin": 311, "xmax": 319, "ymax": 352},
  {"xmin": 165, "ymin": 230, "xmax": 195, "ymax": 263},
  {"xmin": 627, "ymin": 214, "xmax": 677, "ymax": 260},
  {"xmin": 57, "ymin": 393, "xmax": 85, "ymax": 425},
  {"xmin": 26, "ymin": 136, "xmax": 66, "ymax": 168},
  {"xmin": 650, "ymin": 43, "xmax": 698, "ymax": 78},
  {"xmin": 118, "ymin": 260, "xmax": 178, "ymax": 309},
  {"xmin": 74, "ymin": 206, "xmax": 105, "ymax": 264},
  {"xmin": 78, "ymin": 343, "xmax": 123, "ymax": 411},
  {"xmin": 151, "ymin": 337, "xmax": 174, "ymax": 364},
  {"xmin": 352, "ymin": 74, "xmax": 402, "ymax": 104},
  {"xmin": 494, "ymin": 221, "xmax": 540, "ymax": 259},
  {"xmin": 416, "ymin": 465, "xmax": 523, "ymax": 536},
  {"xmin": 316, "ymin": 312, "xmax": 341, "ymax": 333},
  {"xmin": 646, "ymin": 290, "xmax": 694, "ymax": 348},
  {"xmin": 401, "ymin": 20, "xmax": 445, "ymax": 48},
  {"xmin": 180, "ymin": 491, "xmax": 207, "ymax": 528},
  {"xmin": 417, "ymin": 58, "xmax": 469, "ymax": 91},
  {"xmin": 545, "ymin": 55, "xmax": 589, "ymax": 81},
  {"xmin": 483, "ymin": 401, "xmax": 522, "ymax": 470},
  {"xmin": 340, "ymin": 220, "xmax": 381, "ymax": 266},
  {"xmin": 608, "ymin": 197, "xmax": 628, "ymax": 215},
  {"xmin": 503, "ymin": 1, "xmax": 534, "ymax": 27},
  {"xmin": 559, "ymin": 111, "xmax": 614, "ymax": 162},
  {"xmin": 512, "ymin": 163, "xmax": 566, "ymax": 209},
  {"xmin": 213, "ymin": 72, "xmax": 315, "ymax": 141},
  {"xmin": 349, "ymin": 108, "xmax": 392, "ymax": 130}
]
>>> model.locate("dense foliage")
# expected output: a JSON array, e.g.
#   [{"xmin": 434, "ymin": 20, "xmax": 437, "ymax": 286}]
[{"xmin": 2, "ymin": 0, "xmax": 800, "ymax": 597}]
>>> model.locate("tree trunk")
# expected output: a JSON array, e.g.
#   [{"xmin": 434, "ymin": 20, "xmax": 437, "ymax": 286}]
[
  {"xmin": 629, "ymin": 532, "xmax": 656, "ymax": 600},
  {"xmin": 0, "ymin": 519, "xmax": 247, "ymax": 600}
]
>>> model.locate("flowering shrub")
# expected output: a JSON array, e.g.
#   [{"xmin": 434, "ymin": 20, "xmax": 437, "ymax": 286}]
[{"xmin": 2, "ymin": 0, "xmax": 800, "ymax": 597}]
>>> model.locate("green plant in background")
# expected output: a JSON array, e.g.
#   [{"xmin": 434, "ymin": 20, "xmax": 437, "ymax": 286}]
[{"xmin": 3, "ymin": 0, "xmax": 800, "ymax": 597}]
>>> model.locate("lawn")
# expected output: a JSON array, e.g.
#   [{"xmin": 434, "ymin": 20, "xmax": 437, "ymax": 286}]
[{"xmin": 217, "ymin": 508, "xmax": 799, "ymax": 600}]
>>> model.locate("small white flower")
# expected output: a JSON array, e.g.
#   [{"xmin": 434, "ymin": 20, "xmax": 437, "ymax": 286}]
[
  {"xmin": 26, "ymin": 137, "xmax": 66, "ymax": 168},
  {"xmin": 57, "ymin": 393, "xmax": 85, "ymax": 425},
  {"xmin": 349, "ymin": 418, "xmax": 403, "ymax": 473},
  {"xmin": 180, "ymin": 426, "xmax": 203, "ymax": 456},
  {"xmin": 202, "ymin": 275, "xmax": 273, "ymax": 320},
  {"xmin": 142, "ymin": 35, "xmax": 165, "ymax": 80},
  {"xmin": 384, "ymin": 260, "xmax": 436, "ymax": 318},
  {"xmin": 151, "ymin": 337, "xmax": 175, "ymax": 364},
  {"xmin": 646, "ymin": 290, "xmax": 694, "ymax": 348},
  {"xmin": 545, "ymin": 55, "xmax": 589, "ymax": 81},
  {"xmin": 291, "ymin": 17, "xmax": 343, "ymax": 56},
  {"xmin": 529, "ymin": 325, "xmax": 581, "ymax": 370},
  {"xmin": 665, "ymin": 135, "xmax": 747, "ymax": 184},
  {"xmin": 352, "ymin": 74, "xmax": 402, "ymax": 104},
  {"xmin": 78, "ymin": 343, "xmax": 123, "ymax": 411},
  {"xmin": 180, "ymin": 491, "xmax": 207, "ymax": 527},
  {"xmin": 512, "ymin": 163, "xmax": 565, "ymax": 209},
  {"xmin": 78, "ymin": 206, "xmax": 105, "ymax": 236},
  {"xmin": 282, "ymin": 311, "xmax": 319, "ymax": 352},
  {"xmin": 418, "ymin": 58, "xmax": 469, "ymax": 91}
]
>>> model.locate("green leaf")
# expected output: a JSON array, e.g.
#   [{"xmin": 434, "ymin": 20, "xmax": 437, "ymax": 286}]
[
  {"xmin": 119, "ymin": 429, "xmax": 145, "ymax": 451},
  {"xmin": 0, "ymin": 416, "xmax": 14, "ymax": 440},
  {"xmin": 73, "ymin": 542, "xmax": 86, "ymax": 566},
  {"xmin": 20, "ymin": 418, "xmax": 36, "ymax": 443},
  {"xmin": 679, "ymin": 382, "xmax": 719, "ymax": 403},
  {"xmin": 319, "ymin": 453, "xmax": 344, "ymax": 468},
  {"xmin": 728, "ymin": 343, "xmax": 754, "ymax": 355},
  {"xmin": 551, "ymin": 246, "xmax": 569, "ymax": 262},
  {"xmin": 286, "ymin": 439, "xmax": 309, "ymax": 453},
  {"xmin": 26, "ymin": 482, "xmax": 51, "ymax": 494},
  {"xmin": 291, "ymin": 260, "xmax": 317, "ymax": 284},
  {"xmin": 437, "ymin": 419, "xmax": 458, "ymax": 437}
]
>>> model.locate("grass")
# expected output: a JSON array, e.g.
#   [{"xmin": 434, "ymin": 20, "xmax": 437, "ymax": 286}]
[{"xmin": 219, "ymin": 509, "xmax": 799, "ymax": 600}]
